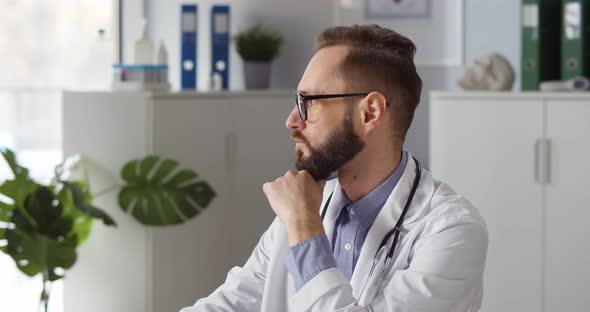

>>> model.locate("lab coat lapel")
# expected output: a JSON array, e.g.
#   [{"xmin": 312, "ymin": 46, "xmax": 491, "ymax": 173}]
[
  {"xmin": 349, "ymin": 155, "xmax": 419, "ymax": 298},
  {"xmin": 321, "ymin": 179, "xmax": 341, "ymax": 247}
]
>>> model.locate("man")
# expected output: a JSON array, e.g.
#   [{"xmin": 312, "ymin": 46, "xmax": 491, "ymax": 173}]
[{"xmin": 181, "ymin": 24, "xmax": 488, "ymax": 312}]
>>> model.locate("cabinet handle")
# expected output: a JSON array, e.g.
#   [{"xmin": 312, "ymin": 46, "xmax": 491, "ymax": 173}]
[{"xmin": 534, "ymin": 138, "xmax": 551, "ymax": 184}]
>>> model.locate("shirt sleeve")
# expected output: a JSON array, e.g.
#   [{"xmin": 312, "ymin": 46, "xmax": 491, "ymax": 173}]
[{"xmin": 283, "ymin": 233, "xmax": 337, "ymax": 290}]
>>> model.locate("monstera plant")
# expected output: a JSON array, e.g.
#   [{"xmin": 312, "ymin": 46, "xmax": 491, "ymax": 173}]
[
  {"xmin": 118, "ymin": 155, "xmax": 216, "ymax": 225},
  {"xmin": 0, "ymin": 148, "xmax": 215, "ymax": 312}
]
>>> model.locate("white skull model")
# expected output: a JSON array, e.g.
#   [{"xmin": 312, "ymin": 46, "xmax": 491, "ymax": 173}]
[{"xmin": 457, "ymin": 53, "xmax": 515, "ymax": 91}]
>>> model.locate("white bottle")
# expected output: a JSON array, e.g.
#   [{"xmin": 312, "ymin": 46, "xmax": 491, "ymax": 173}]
[
  {"xmin": 134, "ymin": 19, "xmax": 154, "ymax": 64},
  {"xmin": 157, "ymin": 41, "xmax": 168, "ymax": 65},
  {"xmin": 156, "ymin": 41, "xmax": 169, "ymax": 85},
  {"xmin": 210, "ymin": 72, "xmax": 223, "ymax": 91}
]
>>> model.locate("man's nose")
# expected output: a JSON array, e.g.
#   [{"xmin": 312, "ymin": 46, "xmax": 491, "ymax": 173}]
[{"xmin": 285, "ymin": 106, "xmax": 306, "ymax": 130}]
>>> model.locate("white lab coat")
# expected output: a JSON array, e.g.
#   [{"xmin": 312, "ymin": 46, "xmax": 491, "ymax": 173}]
[{"xmin": 181, "ymin": 154, "xmax": 488, "ymax": 311}]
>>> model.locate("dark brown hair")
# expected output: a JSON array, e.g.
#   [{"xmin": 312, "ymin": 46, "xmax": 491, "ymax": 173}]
[{"xmin": 316, "ymin": 24, "xmax": 422, "ymax": 144}]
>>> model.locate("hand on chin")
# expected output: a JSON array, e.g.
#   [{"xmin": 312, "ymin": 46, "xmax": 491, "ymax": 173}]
[{"xmin": 262, "ymin": 170, "xmax": 327, "ymax": 246}]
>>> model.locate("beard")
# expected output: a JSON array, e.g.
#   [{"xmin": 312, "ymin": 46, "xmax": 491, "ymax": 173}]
[{"xmin": 292, "ymin": 113, "xmax": 365, "ymax": 180}]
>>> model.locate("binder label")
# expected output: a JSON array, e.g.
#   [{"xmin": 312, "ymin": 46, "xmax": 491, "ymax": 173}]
[
  {"xmin": 523, "ymin": 4, "xmax": 539, "ymax": 28},
  {"xmin": 565, "ymin": 2, "xmax": 581, "ymax": 40}
]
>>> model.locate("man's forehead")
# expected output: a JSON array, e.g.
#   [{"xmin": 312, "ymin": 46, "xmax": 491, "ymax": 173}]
[
  {"xmin": 298, "ymin": 46, "xmax": 350, "ymax": 92},
  {"xmin": 309, "ymin": 46, "xmax": 349, "ymax": 75}
]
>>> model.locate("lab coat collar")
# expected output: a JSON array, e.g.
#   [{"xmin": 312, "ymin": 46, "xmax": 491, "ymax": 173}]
[{"xmin": 319, "ymin": 152, "xmax": 423, "ymax": 296}]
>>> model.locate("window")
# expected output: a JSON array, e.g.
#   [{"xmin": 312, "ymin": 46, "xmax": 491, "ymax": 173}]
[{"xmin": 0, "ymin": 1, "xmax": 117, "ymax": 311}]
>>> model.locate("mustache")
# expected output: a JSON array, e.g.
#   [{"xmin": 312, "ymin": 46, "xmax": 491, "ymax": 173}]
[{"xmin": 291, "ymin": 131, "xmax": 308, "ymax": 144}]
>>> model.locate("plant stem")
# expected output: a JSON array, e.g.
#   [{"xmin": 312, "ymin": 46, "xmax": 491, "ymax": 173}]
[
  {"xmin": 39, "ymin": 276, "xmax": 46, "ymax": 312},
  {"xmin": 45, "ymin": 282, "xmax": 52, "ymax": 312},
  {"xmin": 37, "ymin": 295, "xmax": 43, "ymax": 312},
  {"xmin": 39, "ymin": 269, "xmax": 52, "ymax": 312},
  {"xmin": 93, "ymin": 184, "xmax": 123, "ymax": 199}
]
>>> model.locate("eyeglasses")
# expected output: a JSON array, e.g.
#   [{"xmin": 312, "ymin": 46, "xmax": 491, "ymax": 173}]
[{"xmin": 294, "ymin": 92, "xmax": 369, "ymax": 121}]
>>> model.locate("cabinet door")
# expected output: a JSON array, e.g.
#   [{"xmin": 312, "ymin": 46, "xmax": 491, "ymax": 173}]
[
  {"xmin": 430, "ymin": 98, "xmax": 544, "ymax": 312},
  {"xmin": 231, "ymin": 95, "xmax": 294, "ymax": 263},
  {"xmin": 63, "ymin": 92, "xmax": 153, "ymax": 312},
  {"xmin": 545, "ymin": 100, "xmax": 590, "ymax": 311},
  {"xmin": 151, "ymin": 97, "xmax": 233, "ymax": 312}
]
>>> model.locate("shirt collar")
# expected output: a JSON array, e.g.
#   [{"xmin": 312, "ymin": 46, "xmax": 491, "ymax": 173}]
[{"xmin": 332, "ymin": 151, "xmax": 408, "ymax": 230}]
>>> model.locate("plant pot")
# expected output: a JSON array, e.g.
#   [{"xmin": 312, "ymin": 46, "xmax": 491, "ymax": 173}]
[{"xmin": 243, "ymin": 61, "xmax": 271, "ymax": 89}]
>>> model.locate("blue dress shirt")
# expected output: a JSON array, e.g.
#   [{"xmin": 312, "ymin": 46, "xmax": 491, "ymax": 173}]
[{"xmin": 284, "ymin": 151, "xmax": 408, "ymax": 290}]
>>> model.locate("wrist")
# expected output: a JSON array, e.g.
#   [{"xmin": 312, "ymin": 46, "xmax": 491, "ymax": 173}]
[{"xmin": 287, "ymin": 217, "xmax": 324, "ymax": 247}]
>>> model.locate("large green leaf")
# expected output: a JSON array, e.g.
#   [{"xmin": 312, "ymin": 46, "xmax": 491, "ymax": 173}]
[
  {"xmin": 0, "ymin": 147, "xmax": 40, "ymax": 215},
  {"xmin": 54, "ymin": 184, "xmax": 94, "ymax": 246},
  {"xmin": 0, "ymin": 200, "xmax": 12, "ymax": 222},
  {"xmin": 23, "ymin": 187, "xmax": 74, "ymax": 239},
  {"xmin": 61, "ymin": 181, "xmax": 116, "ymax": 227},
  {"xmin": 118, "ymin": 156, "xmax": 216, "ymax": 225},
  {"xmin": 0, "ymin": 227, "xmax": 6, "ymax": 253},
  {"xmin": 4, "ymin": 188, "xmax": 78, "ymax": 281},
  {"xmin": 0, "ymin": 147, "xmax": 40, "ymax": 249},
  {"xmin": 69, "ymin": 214, "xmax": 93, "ymax": 247},
  {"xmin": 0, "ymin": 147, "xmax": 29, "ymax": 178},
  {"xmin": 0, "ymin": 178, "xmax": 39, "ymax": 219},
  {"xmin": 0, "ymin": 149, "xmax": 112, "ymax": 289},
  {"xmin": 5, "ymin": 229, "xmax": 77, "ymax": 281}
]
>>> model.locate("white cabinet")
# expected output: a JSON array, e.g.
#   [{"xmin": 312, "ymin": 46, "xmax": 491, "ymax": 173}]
[
  {"xmin": 231, "ymin": 96, "xmax": 295, "ymax": 261},
  {"xmin": 544, "ymin": 101, "xmax": 590, "ymax": 311},
  {"xmin": 62, "ymin": 90, "xmax": 294, "ymax": 312},
  {"xmin": 429, "ymin": 92, "xmax": 590, "ymax": 312}
]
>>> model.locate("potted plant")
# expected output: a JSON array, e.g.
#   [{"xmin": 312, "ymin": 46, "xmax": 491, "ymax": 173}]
[
  {"xmin": 0, "ymin": 148, "xmax": 215, "ymax": 311},
  {"xmin": 234, "ymin": 22, "xmax": 283, "ymax": 89}
]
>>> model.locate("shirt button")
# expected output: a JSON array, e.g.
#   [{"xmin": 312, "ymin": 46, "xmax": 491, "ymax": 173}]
[
  {"xmin": 349, "ymin": 209, "xmax": 355, "ymax": 216},
  {"xmin": 344, "ymin": 243, "xmax": 352, "ymax": 251}
]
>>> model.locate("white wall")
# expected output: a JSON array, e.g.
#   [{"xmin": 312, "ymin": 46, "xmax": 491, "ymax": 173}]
[
  {"xmin": 121, "ymin": 0, "xmax": 145, "ymax": 66},
  {"xmin": 336, "ymin": 0, "xmax": 464, "ymax": 67},
  {"xmin": 464, "ymin": 0, "xmax": 521, "ymax": 89}
]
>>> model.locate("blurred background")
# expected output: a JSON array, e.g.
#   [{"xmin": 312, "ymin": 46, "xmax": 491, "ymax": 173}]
[{"xmin": 0, "ymin": 0, "xmax": 588, "ymax": 311}]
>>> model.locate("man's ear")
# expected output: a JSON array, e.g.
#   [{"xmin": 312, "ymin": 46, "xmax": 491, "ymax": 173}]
[{"xmin": 360, "ymin": 91, "xmax": 388, "ymax": 130}]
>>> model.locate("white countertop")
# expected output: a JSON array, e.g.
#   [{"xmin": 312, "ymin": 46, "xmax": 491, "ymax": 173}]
[
  {"xmin": 63, "ymin": 89, "xmax": 294, "ymax": 99},
  {"xmin": 430, "ymin": 91, "xmax": 590, "ymax": 101}
]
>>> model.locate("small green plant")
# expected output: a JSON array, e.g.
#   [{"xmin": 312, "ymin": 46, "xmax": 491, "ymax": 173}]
[
  {"xmin": 0, "ymin": 148, "xmax": 216, "ymax": 311},
  {"xmin": 234, "ymin": 22, "xmax": 283, "ymax": 62}
]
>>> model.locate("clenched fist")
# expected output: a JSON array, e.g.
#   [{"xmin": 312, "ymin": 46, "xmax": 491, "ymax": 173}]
[{"xmin": 263, "ymin": 170, "xmax": 326, "ymax": 246}]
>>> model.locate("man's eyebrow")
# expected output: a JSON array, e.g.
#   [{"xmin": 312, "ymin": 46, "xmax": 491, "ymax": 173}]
[{"xmin": 297, "ymin": 89, "xmax": 325, "ymax": 95}]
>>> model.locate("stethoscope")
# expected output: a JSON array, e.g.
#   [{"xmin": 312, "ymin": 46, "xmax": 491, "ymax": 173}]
[{"xmin": 320, "ymin": 156, "xmax": 422, "ymax": 303}]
